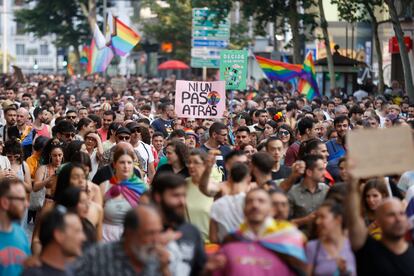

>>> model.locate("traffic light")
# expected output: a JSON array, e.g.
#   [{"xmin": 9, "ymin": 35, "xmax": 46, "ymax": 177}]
[
  {"xmin": 33, "ymin": 59, "xmax": 38, "ymax": 70},
  {"xmin": 62, "ymin": 55, "xmax": 68, "ymax": 67}
]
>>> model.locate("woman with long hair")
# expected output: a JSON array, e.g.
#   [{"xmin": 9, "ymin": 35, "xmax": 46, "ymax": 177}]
[
  {"xmin": 33, "ymin": 139, "xmax": 64, "ymax": 205},
  {"xmin": 155, "ymin": 140, "xmax": 189, "ymax": 179},
  {"xmin": 186, "ymin": 149, "xmax": 214, "ymax": 242},
  {"xmin": 77, "ymin": 117, "xmax": 95, "ymax": 140},
  {"xmin": 361, "ymin": 179, "xmax": 390, "ymax": 240},
  {"xmin": 32, "ymin": 163, "xmax": 103, "ymax": 254},
  {"xmin": 3, "ymin": 139, "xmax": 31, "ymax": 192},
  {"xmin": 70, "ymin": 151, "xmax": 103, "ymax": 205},
  {"xmin": 306, "ymin": 200, "xmax": 356, "ymax": 276},
  {"xmin": 259, "ymin": 120, "xmax": 278, "ymax": 141},
  {"xmin": 276, "ymin": 124, "xmax": 295, "ymax": 163},
  {"xmin": 56, "ymin": 186, "xmax": 98, "ymax": 250},
  {"xmin": 83, "ymin": 130, "xmax": 104, "ymax": 180},
  {"xmin": 100, "ymin": 148, "xmax": 147, "ymax": 241}
]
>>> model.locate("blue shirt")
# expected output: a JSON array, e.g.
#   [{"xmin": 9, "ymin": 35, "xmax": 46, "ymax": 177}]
[
  {"xmin": 200, "ymin": 144, "xmax": 231, "ymax": 181},
  {"xmin": 0, "ymin": 223, "xmax": 31, "ymax": 276}
]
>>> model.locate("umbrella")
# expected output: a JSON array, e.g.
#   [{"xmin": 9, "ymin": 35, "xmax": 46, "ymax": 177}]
[{"xmin": 158, "ymin": 60, "xmax": 190, "ymax": 70}]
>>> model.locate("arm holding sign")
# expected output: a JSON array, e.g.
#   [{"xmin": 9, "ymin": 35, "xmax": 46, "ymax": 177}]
[
  {"xmin": 199, "ymin": 152, "xmax": 221, "ymax": 197},
  {"xmin": 345, "ymin": 160, "xmax": 368, "ymax": 251}
]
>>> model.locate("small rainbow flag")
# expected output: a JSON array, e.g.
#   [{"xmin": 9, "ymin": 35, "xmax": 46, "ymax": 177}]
[
  {"xmin": 298, "ymin": 52, "xmax": 320, "ymax": 100},
  {"xmin": 67, "ymin": 64, "xmax": 74, "ymax": 76},
  {"xmin": 256, "ymin": 55, "xmax": 304, "ymax": 82},
  {"xmin": 110, "ymin": 16, "xmax": 140, "ymax": 56},
  {"xmin": 87, "ymin": 23, "xmax": 114, "ymax": 74}
]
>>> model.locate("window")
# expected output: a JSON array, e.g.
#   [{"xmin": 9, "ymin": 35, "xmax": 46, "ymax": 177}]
[
  {"xmin": 40, "ymin": 44, "xmax": 48, "ymax": 55},
  {"xmin": 16, "ymin": 22, "xmax": 25, "ymax": 35},
  {"xmin": 16, "ymin": 44, "xmax": 25, "ymax": 55}
]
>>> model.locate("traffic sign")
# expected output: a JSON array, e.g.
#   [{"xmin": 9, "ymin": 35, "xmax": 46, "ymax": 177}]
[
  {"xmin": 191, "ymin": 48, "xmax": 221, "ymax": 59},
  {"xmin": 191, "ymin": 8, "xmax": 230, "ymax": 69},
  {"xmin": 191, "ymin": 57, "xmax": 220, "ymax": 68},
  {"xmin": 192, "ymin": 28, "xmax": 230, "ymax": 38},
  {"xmin": 192, "ymin": 39, "xmax": 229, "ymax": 48}
]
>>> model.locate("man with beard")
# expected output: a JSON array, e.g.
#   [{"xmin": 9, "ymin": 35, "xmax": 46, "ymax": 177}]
[
  {"xmin": 0, "ymin": 104, "xmax": 18, "ymax": 142},
  {"xmin": 72, "ymin": 205, "xmax": 171, "ymax": 276},
  {"xmin": 200, "ymin": 122, "xmax": 231, "ymax": 180},
  {"xmin": 0, "ymin": 177, "xmax": 30, "ymax": 275},
  {"xmin": 213, "ymin": 188, "xmax": 306, "ymax": 276},
  {"xmin": 151, "ymin": 173, "xmax": 206, "ymax": 276},
  {"xmin": 325, "ymin": 115, "xmax": 349, "ymax": 181},
  {"xmin": 252, "ymin": 109, "xmax": 268, "ymax": 133},
  {"xmin": 347, "ymin": 177, "xmax": 414, "ymax": 275},
  {"xmin": 32, "ymin": 107, "xmax": 51, "ymax": 138}
]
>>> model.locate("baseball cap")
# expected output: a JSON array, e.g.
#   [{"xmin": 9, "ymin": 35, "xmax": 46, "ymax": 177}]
[{"xmin": 116, "ymin": 127, "xmax": 131, "ymax": 136}]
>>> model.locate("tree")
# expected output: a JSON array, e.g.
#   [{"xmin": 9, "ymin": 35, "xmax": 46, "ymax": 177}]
[
  {"xmin": 332, "ymin": 0, "xmax": 386, "ymax": 94},
  {"xmin": 318, "ymin": 0, "xmax": 336, "ymax": 91},
  {"xmin": 385, "ymin": 0, "xmax": 414, "ymax": 102},
  {"xmin": 15, "ymin": 0, "xmax": 101, "ymax": 71},
  {"xmin": 140, "ymin": 0, "xmax": 192, "ymax": 62},
  {"xmin": 207, "ymin": 0, "xmax": 318, "ymax": 64}
]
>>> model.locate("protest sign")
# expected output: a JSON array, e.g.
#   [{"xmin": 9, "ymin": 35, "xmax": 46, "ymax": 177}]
[
  {"xmin": 220, "ymin": 50, "xmax": 248, "ymax": 90},
  {"xmin": 175, "ymin": 80, "xmax": 226, "ymax": 119},
  {"xmin": 111, "ymin": 77, "xmax": 127, "ymax": 92},
  {"xmin": 347, "ymin": 126, "xmax": 414, "ymax": 178}
]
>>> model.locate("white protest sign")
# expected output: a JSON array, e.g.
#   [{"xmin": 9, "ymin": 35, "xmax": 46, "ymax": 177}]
[{"xmin": 175, "ymin": 80, "xmax": 226, "ymax": 119}]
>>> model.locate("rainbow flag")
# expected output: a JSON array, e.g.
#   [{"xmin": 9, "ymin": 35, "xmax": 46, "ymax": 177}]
[
  {"xmin": 299, "ymin": 52, "xmax": 320, "ymax": 100},
  {"xmin": 87, "ymin": 23, "xmax": 114, "ymax": 74},
  {"xmin": 67, "ymin": 64, "xmax": 74, "ymax": 76},
  {"xmin": 110, "ymin": 16, "xmax": 140, "ymax": 56},
  {"xmin": 256, "ymin": 55, "xmax": 304, "ymax": 82}
]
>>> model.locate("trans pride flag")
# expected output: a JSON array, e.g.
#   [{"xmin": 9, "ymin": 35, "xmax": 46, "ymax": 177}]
[
  {"xmin": 256, "ymin": 55, "xmax": 304, "ymax": 82},
  {"xmin": 298, "ymin": 52, "xmax": 320, "ymax": 100},
  {"xmin": 232, "ymin": 218, "xmax": 307, "ymax": 263},
  {"xmin": 87, "ymin": 23, "xmax": 114, "ymax": 74}
]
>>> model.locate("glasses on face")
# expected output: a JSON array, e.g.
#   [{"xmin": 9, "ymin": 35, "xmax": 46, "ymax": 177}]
[
  {"xmin": 6, "ymin": 154, "xmax": 20, "ymax": 160},
  {"xmin": 63, "ymin": 132, "xmax": 76, "ymax": 139},
  {"xmin": 130, "ymin": 128, "xmax": 140, "ymax": 134},
  {"xmin": 67, "ymin": 116, "xmax": 76, "ymax": 119},
  {"xmin": 117, "ymin": 135, "xmax": 130, "ymax": 141},
  {"xmin": 278, "ymin": 130, "xmax": 290, "ymax": 136}
]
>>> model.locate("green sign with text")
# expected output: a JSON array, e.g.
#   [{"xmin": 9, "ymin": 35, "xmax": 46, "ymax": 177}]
[{"xmin": 219, "ymin": 50, "xmax": 248, "ymax": 90}]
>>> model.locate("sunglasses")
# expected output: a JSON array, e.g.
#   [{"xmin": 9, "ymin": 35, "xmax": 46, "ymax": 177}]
[
  {"xmin": 63, "ymin": 132, "xmax": 75, "ymax": 139},
  {"xmin": 130, "ymin": 128, "xmax": 140, "ymax": 134},
  {"xmin": 67, "ymin": 116, "xmax": 76, "ymax": 119},
  {"xmin": 117, "ymin": 135, "xmax": 130, "ymax": 141},
  {"xmin": 278, "ymin": 130, "xmax": 290, "ymax": 136},
  {"xmin": 85, "ymin": 136, "xmax": 96, "ymax": 141},
  {"xmin": 6, "ymin": 154, "xmax": 20, "ymax": 159}
]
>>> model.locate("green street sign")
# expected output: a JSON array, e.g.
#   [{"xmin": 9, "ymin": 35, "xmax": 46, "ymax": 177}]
[
  {"xmin": 191, "ymin": 57, "xmax": 220, "ymax": 68},
  {"xmin": 219, "ymin": 50, "xmax": 248, "ymax": 90}
]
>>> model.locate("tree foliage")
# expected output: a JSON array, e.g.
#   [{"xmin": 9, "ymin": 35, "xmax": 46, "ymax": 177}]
[{"xmin": 14, "ymin": 0, "xmax": 104, "ymax": 49}]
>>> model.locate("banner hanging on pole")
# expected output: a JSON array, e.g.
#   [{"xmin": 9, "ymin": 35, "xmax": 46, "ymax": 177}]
[
  {"xmin": 175, "ymin": 80, "xmax": 226, "ymax": 118},
  {"xmin": 220, "ymin": 49, "xmax": 248, "ymax": 90}
]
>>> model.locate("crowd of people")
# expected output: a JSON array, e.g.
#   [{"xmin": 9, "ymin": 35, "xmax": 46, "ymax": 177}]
[{"xmin": 0, "ymin": 73, "xmax": 414, "ymax": 276}]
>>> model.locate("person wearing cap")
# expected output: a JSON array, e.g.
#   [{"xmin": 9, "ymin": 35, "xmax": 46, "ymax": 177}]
[
  {"xmin": 126, "ymin": 122, "xmax": 155, "ymax": 182},
  {"xmin": 0, "ymin": 103, "xmax": 18, "ymax": 142},
  {"xmin": 185, "ymin": 128, "xmax": 198, "ymax": 149}
]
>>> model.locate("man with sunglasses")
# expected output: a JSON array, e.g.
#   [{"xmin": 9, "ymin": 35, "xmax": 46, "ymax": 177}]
[
  {"xmin": 65, "ymin": 110, "xmax": 78, "ymax": 125},
  {"xmin": 0, "ymin": 177, "xmax": 30, "ymax": 276},
  {"xmin": 55, "ymin": 120, "xmax": 76, "ymax": 144}
]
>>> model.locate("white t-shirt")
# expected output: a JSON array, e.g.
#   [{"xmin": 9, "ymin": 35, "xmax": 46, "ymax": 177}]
[
  {"xmin": 210, "ymin": 193, "xmax": 245, "ymax": 242},
  {"xmin": 135, "ymin": 141, "xmax": 154, "ymax": 174},
  {"xmin": 0, "ymin": 155, "xmax": 11, "ymax": 170}
]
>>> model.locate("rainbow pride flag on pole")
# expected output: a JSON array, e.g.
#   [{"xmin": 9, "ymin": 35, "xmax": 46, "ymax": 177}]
[
  {"xmin": 87, "ymin": 23, "xmax": 114, "ymax": 74},
  {"xmin": 108, "ymin": 15, "xmax": 141, "ymax": 56},
  {"xmin": 256, "ymin": 55, "xmax": 304, "ymax": 82},
  {"xmin": 298, "ymin": 52, "xmax": 320, "ymax": 100}
]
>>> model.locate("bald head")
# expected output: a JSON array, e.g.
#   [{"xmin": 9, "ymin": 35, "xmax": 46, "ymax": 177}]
[
  {"xmin": 115, "ymin": 141, "xmax": 134, "ymax": 152},
  {"xmin": 375, "ymin": 198, "xmax": 408, "ymax": 241},
  {"xmin": 123, "ymin": 205, "xmax": 162, "ymax": 245},
  {"xmin": 16, "ymin": 107, "xmax": 29, "ymax": 126}
]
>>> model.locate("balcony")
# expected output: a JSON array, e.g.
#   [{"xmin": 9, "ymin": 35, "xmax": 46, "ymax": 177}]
[{"xmin": 14, "ymin": 54, "xmax": 56, "ymax": 72}]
